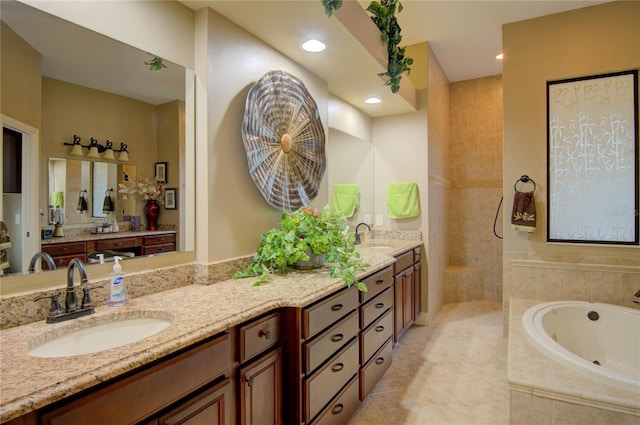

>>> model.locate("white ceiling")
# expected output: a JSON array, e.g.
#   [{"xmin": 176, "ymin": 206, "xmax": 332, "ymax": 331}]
[{"xmin": 181, "ymin": 0, "xmax": 609, "ymax": 116}]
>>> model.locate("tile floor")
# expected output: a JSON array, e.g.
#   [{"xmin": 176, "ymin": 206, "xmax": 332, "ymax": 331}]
[{"xmin": 347, "ymin": 301, "xmax": 509, "ymax": 425}]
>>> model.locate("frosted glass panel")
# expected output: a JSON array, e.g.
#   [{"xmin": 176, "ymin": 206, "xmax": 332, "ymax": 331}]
[{"xmin": 547, "ymin": 70, "xmax": 638, "ymax": 244}]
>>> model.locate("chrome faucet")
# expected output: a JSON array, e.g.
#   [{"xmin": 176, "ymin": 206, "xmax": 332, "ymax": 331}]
[
  {"xmin": 354, "ymin": 222, "xmax": 371, "ymax": 245},
  {"xmin": 28, "ymin": 251, "xmax": 56, "ymax": 273},
  {"xmin": 33, "ymin": 258, "xmax": 101, "ymax": 323}
]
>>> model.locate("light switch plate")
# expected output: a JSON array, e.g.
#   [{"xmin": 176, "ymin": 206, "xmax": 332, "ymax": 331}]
[
  {"xmin": 364, "ymin": 214, "xmax": 371, "ymax": 225},
  {"xmin": 376, "ymin": 215, "xmax": 383, "ymax": 226}
]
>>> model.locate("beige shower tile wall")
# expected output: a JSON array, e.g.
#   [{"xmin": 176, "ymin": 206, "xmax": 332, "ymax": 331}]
[{"xmin": 448, "ymin": 76, "xmax": 504, "ymax": 302}]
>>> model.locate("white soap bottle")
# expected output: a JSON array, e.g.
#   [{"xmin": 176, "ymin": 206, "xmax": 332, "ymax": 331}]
[{"xmin": 108, "ymin": 256, "xmax": 127, "ymax": 306}]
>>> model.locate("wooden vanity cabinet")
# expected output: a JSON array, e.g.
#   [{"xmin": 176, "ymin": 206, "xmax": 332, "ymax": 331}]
[
  {"xmin": 393, "ymin": 247, "xmax": 422, "ymax": 343},
  {"xmin": 236, "ymin": 311, "xmax": 282, "ymax": 425},
  {"xmin": 142, "ymin": 234, "xmax": 177, "ymax": 255},
  {"xmin": 41, "ymin": 242, "xmax": 87, "ymax": 269},
  {"xmin": 37, "ymin": 332, "xmax": 232, "ymax": 425}
]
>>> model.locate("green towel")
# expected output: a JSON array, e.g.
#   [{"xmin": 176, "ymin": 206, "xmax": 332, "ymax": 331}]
[
  {"xmin": 52, "ymin": 191, "xmax": 64, "ymax": 207},
  {"xmin": 333, "ymin": 184, "xmax": 359, "ymax": 217},
  {"xmin": 387, "ymin": 182, "xmax": 420, "ymax": 219}
]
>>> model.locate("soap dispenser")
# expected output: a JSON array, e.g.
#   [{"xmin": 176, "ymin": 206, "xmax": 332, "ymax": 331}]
[{"xmin": 108, "ymin": 256, "xmax": 127, "ymax": 306}]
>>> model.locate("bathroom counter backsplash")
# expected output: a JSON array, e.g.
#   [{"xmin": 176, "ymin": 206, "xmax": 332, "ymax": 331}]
[{"xmin": 0, "ymin": 238, "xmax": 422, "ymax": 423}]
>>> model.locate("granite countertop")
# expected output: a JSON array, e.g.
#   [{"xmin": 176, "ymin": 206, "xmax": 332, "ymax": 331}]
[
  {"xmin": 0, "ymin": 239, "xmax": 421, "ymax": 423},
  {"xmin": 508, "ymin": 298, "xmax": 640, "ymax": 416},
  {"xmin": 41, "ymin": 230, "xmax": 176, "ymax": 245}
]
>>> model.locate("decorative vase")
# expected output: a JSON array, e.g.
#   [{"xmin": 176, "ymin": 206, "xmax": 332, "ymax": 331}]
[
  {"xmin": 145, "ymin": 200, "xmax": 160, "ymax": 231},
  {"xmin": 293, "ymin": 247, "xmax": 325, "ymax": 270}
]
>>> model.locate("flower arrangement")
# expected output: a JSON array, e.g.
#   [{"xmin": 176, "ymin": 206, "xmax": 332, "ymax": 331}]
[
  {"xmin": 118, "ymin": 177, "xmax": 164, "ymax": 202},
  {"xmin": 234, "ymin": 206, "xmax": 369, "ymax": 291}
]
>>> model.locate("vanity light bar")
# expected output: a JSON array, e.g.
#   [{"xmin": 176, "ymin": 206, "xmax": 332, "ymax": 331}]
[{"xmin": 63, "ymin": 135, "xmax": 129, "ymax": 161}]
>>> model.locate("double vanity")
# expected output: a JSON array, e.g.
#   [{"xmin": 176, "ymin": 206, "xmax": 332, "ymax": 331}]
[{"xmin": 0, "ymin": 238, "xmax": 423, "ymax": 425}]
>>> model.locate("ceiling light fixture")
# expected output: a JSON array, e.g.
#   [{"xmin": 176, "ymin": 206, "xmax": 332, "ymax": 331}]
[
  {"xmin": 365, "ymin": 97, "xmax": 381, "ymax": 104},
  {"xmin": 301, "ymin": 39, "xmax": 326, "ymax": 53},
  {"xmin": 496, "ymin": 53, "xmax": 504, "ymax": 60}
]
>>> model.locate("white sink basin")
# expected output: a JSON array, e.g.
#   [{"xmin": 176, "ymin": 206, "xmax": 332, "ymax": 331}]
[{"xmin": 26, "ymin": 315, "xmax": 172, "ymax": 358}]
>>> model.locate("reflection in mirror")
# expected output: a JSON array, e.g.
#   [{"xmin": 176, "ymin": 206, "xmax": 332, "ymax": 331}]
[{"xmin": 0, "ymin": 1, "xmax": 194, "ymax": 287}]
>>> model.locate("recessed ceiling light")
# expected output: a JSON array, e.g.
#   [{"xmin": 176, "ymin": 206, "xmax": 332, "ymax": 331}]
[
  {"xmin": 496, "ymin": 53, "xmax": 504, "ymax": 60},
  {"xmin": 302, "ymin": 39, "xmax": 326, "ymax": 53},
  {"xmin": 365, "ymin": 97, "xmax": 381, "ymax": 104}
]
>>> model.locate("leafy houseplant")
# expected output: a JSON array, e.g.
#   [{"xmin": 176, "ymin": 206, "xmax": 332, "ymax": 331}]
[{"xmin": 234, "ymin": 206, "xmax": 369, "ymax": 291}]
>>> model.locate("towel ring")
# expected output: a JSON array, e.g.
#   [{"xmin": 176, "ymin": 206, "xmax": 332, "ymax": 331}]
[{"xmin": 514, "ymin": 175, "xmax": 536, "ymax": 192}]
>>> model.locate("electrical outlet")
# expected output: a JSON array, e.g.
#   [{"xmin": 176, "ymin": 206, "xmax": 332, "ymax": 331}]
[
  {"xmin": 376, "ymin": 215, "xmax": 383, "ymax": 226},
  {"xmin": 364, "ymin": 214, "xmax": 372, "ymax": 225}
]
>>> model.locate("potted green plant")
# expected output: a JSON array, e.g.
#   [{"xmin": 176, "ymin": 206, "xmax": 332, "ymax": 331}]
[{"xmin": 234, "ymin": 206, "xmax": 369, "ymax": 291}]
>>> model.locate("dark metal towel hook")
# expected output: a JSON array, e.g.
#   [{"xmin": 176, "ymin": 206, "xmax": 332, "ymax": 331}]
[{"xmin": 514, "ymin": 175, "xmax": 536, "ymax": 192}]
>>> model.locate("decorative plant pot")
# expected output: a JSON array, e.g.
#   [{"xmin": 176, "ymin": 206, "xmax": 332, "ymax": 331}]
[
  {"xmin": 293, "ymin": 247, "xmax": 325, "ymax": 270},
  {"xmin": 145, "ymin": 200, "xmax": 160, "ymax": 231}
]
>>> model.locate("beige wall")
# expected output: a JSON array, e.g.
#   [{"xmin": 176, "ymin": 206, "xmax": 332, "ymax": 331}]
[
  {"xmin": 502, "ymin": 1, "xmax": 640, "ymax": 330},
  {"xmin": 448, "ymin": 75, "xmax": 503, "ymax": 302},
  {"xmin": 194, "ymin": 8, "xmax": 330, "ymax": 263},
  {"xmin": 425, "ymin": 43, "xmax": 451, "ymax": 322},
  {"xmin": 0, "ymin": 22, "xmax": 41, "ymax": 128}
]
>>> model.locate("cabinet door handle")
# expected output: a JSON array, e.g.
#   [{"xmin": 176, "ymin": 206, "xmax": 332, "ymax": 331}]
[
  {"xmin": 330, "ymin": 333, "xmax": 344, "ymax": 342},
  {"xmin": 375, "ymin": 302, "xmax": 385, "ymax": 309},
  {"xmin": 59, "ymin": 247, "xmax": 68, "ymax": 252},
  {"xmin": 331, "ymin": 404, "xmax": 344, "ymax": 415},
  {"xmin": 331, "ymin": 363, "xmax": 344, "ymax": 372},
  {"xmin": 258, "ymin": 329, "xmax": 271, "ymax": 339},
  {"xmin": 375, "ymin": 325, "xmax": 385, "ymax": 332},
  {"xmin": 246, "ymin": 377, "xmax": 254, "ymax": 386},
  {"xmin": 375, "ymin": 279, "xmax": 384, "ymax": 285},
  {"xmin": 375, "ymin": 357, "xmax": 385, "ymax": 365},
  {"xmin": 331, "ymin": 303, "xmax": 343, "ymax": 312}
]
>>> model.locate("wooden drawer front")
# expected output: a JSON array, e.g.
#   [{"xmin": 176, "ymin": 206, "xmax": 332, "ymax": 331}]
[
  {"xmin": 42, "ymin": 242, "xmax": 86, "ymax": 257},
  {"xmin": 303, "ymin": 286, "xmax": 358, "ymax": 339},
  {"xmin": 239, "ymin": 311, "xmax": 281, "ymax": 364},
  {"xmin": 48, "ymin": 253, "xmax": 87, "ymax": 269},
  {"xmin": 360, "ymin": 287, "xmax": 393, "ymax": 329},
  {"xmin": 394, "ymin": 250, "xmax": 413, "ymax": 273},
  {"xmin": 41, "ymin": 334, "xmax": 231, "ymax": 425},
  {"xmin": 142, "ymin": 244, "xmax": 176, "ymax": 255},
  {"xmin": 305, "ymin": 340, "xmax": 359, "ymax": 423},
  {"xmin": 304, "ymin": 310, "xmax": 359, "ymax": 374},
  {"xmin": 360, "ymin": 338, "xmax": 393, "ymax": 400},
  {"xmin": 95, "ymin": 237, "xmax": 140, "ymax": 251},
  {"xmin": 311, "ymin": 374, "xmax": 360, "ymax": 425},
  {"xmin": 359, "ymin": 266, "xmax": 393, "ymax": 303},
  {"xmin": 361, "ymin": 310, "xmax": 393, "ymax": 364},
  {"xmin": 144, "ymin": 234, "xmax": 176, "ymax": 246},
  {"xmin": 157, "ymin": 378, "xmax": 232, "ymax": 425}
]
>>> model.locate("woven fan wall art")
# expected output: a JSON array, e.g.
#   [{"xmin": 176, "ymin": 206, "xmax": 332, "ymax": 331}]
[{"xmin": 242, "ymin": 70, "xmax": 326, "ymax": 211}]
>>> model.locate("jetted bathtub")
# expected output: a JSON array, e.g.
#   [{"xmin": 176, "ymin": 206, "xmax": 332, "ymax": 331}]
[{"xmin": 522, "ymin": 301, "xmax": 640, "ymax": 394}]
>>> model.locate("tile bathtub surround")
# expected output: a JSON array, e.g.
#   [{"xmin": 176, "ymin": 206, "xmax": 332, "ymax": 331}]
[
  {"xmin": 347, "ymin": 301, "xmax": 509, "ymax": 425},
  {"xmin": 0, "ymin": 239, "xmax": 419, "ymax": 423},
  {"xmin": 503, "ymin": 251, "xmax": 640, "ymax": 335},
  {"xmin": 508, "ymin": 298, "xmax": 639, "ymax": 422}
]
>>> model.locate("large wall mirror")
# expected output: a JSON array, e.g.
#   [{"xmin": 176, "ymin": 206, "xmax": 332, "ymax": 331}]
[{"xmin": 1, "ymin": 1, "xmax": 195, "ymax": 291}]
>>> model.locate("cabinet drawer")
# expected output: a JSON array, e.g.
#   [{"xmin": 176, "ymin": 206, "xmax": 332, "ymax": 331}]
[
  {"xmin": 311, "ymin": 374, "xmax": 360, "ymax": 425},
  {"xmin": 48, "ymin": 253, "xmax": 87, "ymax": 269},
  {"xmin": 359, "ymin": 266, "xmax": 393, "ymax": 303},
  {"xmin": 360, "ymin": 338, "xmax": 392, "ymax": 399},
  {"xmin": 41, "ymin": 334, "xmax": 231, "ymax": 425},
  {"xmin": 305, "ymin": 339, "xmax": 359, "ymax": 423},
  {"xmin": 239, "ymin": 311, "xmax": 281, "ymax": 364},
  {"xmin": 361, "ymin": 309, "xmax": 393, "ymax": 364},
  {"xmin": 42, "ymin": 242, "xmax": 86, "ymax": 257},
  {"xmin": 360, "ymin": 287, "xmax": 393, "ymax": 329},
  {"xmin": 394, "ymin": 250, "xmax": 413, "ymax": 273},
  {"xmin": 144, "ymin": 234, "xmax": 176, "ymax": 246},
  {"xmin": 157, "ymin": 378, "xmax": 232, "ymax": 425},
  {"xmin": 95, "ymin": 237, "xmax": 140, "ymax": 251},
  {"xmin": 304, "ymin": 310, "xmax": 359, "ymax": 374},
  {"xmin": 303, "ymin": 286, "xmax": 358, "ymax": 339},
  {"xmin": 142, "ymin": 244, "xmax": 176, "ymax": 255}
]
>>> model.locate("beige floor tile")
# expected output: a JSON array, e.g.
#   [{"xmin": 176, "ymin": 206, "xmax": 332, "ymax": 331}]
[{"xmin": 348, "ymin": 301, "xmax": 509, "ymax": 425}]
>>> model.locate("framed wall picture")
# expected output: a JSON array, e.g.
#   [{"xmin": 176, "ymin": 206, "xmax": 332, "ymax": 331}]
[
  {"xmin": 164, "ymin": 187, "xmax": 177, "ymax": 210},
  {"xmin": 155, "ymin": 162, "xmax": 168, "ymax": 183},
  {"xmin": 547, "ymin": 69, "xmax": 639, "ymax": 244}
]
